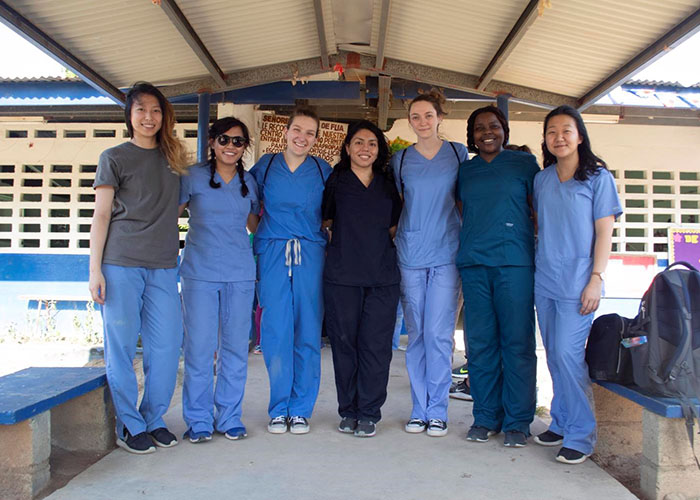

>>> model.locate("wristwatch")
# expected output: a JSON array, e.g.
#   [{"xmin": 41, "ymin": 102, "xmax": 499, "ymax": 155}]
[{"xmin": 591, "ymin": 271, "xmax": 605, "ymax": 282}]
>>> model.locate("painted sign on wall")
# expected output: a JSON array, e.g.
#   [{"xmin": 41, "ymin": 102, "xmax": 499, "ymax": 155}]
[
  {"xmin": 668, "ymin": 228, "xmax": 700, "ymax": 267},
  {"xmin": 258, "ymin": 113, "xmax": 347, "ymax": 165}
]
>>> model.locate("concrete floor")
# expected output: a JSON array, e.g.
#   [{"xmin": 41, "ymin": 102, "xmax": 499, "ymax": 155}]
[{"xmin": 45, "ymin": 347, "xmax": 636, "ymax": 500}]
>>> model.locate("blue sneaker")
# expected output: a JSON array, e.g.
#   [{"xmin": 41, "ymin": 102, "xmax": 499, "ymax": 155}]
[
  {"xmin": 224, "ymin": 427, "xmax": 248, "ymax": 440},
  {"xmin": 184, "ymin": 429, "xmax": 212, "ymax": 444}
]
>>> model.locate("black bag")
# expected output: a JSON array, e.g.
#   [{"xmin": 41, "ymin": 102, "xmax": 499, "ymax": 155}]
[
  {"xmin": 629, "ymin": 261, "xmax": 700, "ymax": 466},
  {"xmin": 586, "ymin": 313, "xmax": 635, "ymax": 384}
]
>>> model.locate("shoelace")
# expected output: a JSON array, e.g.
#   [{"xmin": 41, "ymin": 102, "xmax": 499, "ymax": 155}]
[
  {"xmin": 289, "ymin": 416, "xmax": 307, "ymax": 425},
  {"xmin": 271, "ymin": 416, "xmax": 286, "ymax": 424},
  {"xmin": 428, "ymin": 419, "xmax": 445, "ymax": 429}
]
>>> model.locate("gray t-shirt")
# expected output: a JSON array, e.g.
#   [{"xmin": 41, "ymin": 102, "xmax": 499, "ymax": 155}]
[{"xmin": 94, "ymin": 141, "xmax": 180, "ymax": 268}]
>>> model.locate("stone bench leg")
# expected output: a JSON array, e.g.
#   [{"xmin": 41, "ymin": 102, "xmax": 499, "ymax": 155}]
[
  {"xmin": 0, "ymin": 412, "xmax": 51, "ymax": 500},
  {"xmin": 640, "ymin": 410, "xmax": 700, "ymax": 500},
  {"xmin": 593, "ymin": 384, "xmax": 643, "ymax": 462},
  {"xmin": 51, "ymin": 386, "xmax": 116, "ymax": 452}
]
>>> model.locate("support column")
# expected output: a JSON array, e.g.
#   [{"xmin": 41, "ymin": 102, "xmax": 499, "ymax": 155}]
[
  {"xmin": 197, "ymin": 92, "xmax": 211, "ymax": 164},
  {"xmin": 0, "ymin": 413, "xmax": 51, "ymax": 500}
]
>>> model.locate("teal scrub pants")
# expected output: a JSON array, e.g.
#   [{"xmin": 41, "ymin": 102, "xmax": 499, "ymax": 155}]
[{"xmin": 459, "ymin": 265, "xmax": 536, "ymax": 434}]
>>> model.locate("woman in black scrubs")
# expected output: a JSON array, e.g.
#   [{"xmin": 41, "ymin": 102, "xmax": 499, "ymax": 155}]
[{"xmin": 322, "ymin": 120, "xmax": 402, "ymax": 438}]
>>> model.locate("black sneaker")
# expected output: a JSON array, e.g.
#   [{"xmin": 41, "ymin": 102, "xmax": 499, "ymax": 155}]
[
  {"xmin": 534, "ymin": 430, "xmax": 564, "ymax": 447},
  {"xmin": 288, "ymin": 416, "xmax": 310, "ymax": 434},
  {"xmin": 338, "ymin": 417, "xmax": 357, "ymax": 434},
  {"xmin": 354, "ymin": 420, "xmax": 376, "ymax": 438},
  {"xmin": 556, "ymin": 447, "xmax": 589, "ymax": 464},
  {"xmin": 466, "ymin": 425, "xmax": 497, "ymax": 443},
  {"xmin": 451, "ymin": 362, "xmax": 469, "ymax": 379},
  {"xmin": 117, "ymin": 429, "xmax": 156, "ymax": 454},
  {"xmin": 149, "ymin": 427, "xmax": 178, "ymax": 448},
  {"xmin": 404, "ymin": 418, "xmax": 427, "ymax": 433},
  {"xmin": 504, "ymin": 430, "xmax": 527, "ymax": 447},
  {"xmin": 426, "ymin": 419, "xmax": 448, "ymax": 437},
  {"xmin": 449, "ymin": 380, "xmax": 473, "ymax": 401}
]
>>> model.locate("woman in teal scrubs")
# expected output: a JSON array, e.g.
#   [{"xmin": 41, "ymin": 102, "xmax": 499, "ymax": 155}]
[
  {"xmin": 457, "ymin": 105, "xmax": 539, "ymax": 447},
  {"xmin": 533, "ymin": 105, "xmax": 621, "ymax": 464}
]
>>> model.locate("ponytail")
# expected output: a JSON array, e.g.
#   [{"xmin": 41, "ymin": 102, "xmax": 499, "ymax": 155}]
[{"xmin": 237, "ymin": 160, "xmax": 249, "ymax": 197}]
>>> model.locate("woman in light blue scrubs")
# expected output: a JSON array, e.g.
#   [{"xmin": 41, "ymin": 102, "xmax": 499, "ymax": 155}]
[
  {"xmin": 458, "ymin": 106, "xmax": 540, "ymax": 447},
  {"xmin": 250, "ymin": 107, "xmax": 332, "ymax": 435},
  {"xmin": 391, "ymin": 91, "xmax": 468, "ymax": 437},
  {"xmin": 89, "ymin": 82, "xmax": 190, "ymax": 454},
  {"xmin": 533, "ymin": 105, "xmax": 622, "ymax": 464},
  {"xmin": 179, "ymin": 117, "xmax": 259, "ymax": 443}
]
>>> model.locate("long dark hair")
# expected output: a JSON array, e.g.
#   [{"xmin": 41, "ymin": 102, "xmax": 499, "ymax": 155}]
[
  {"xmin": 124, "ymin": 82, "xmax": 189, "ymax": 174},
  {"xmin": 335, "ymin": 120, "xmax": 390, "ymax": 176},
  {"xmin": 466, "ymin": 105, "xmax": 509, "ymax": 155},
  {"xmin": 542, "ymin": 105, "xmax": 607, "ymax": 181},
  {"xmin": 208, "ymin": 116, "xmax": 251, "ymax": 197}
]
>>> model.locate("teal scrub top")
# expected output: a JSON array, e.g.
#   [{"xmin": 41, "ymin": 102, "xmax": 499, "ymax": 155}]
[
  {"xmin": 249, "ymin": 153, "xmax": 332, "ymax": 254},
  {"xmin": 456, "ymin": 149, "xmax": 540, "ymax": 268},
  {"xmin": 390, "ymin": 141, "xmax": 468, "ymax": 269},
  {"xmin": 179, "ymin": 163, "xmax": 259, "ymax": 282},
  {"xmin": 533, "ymin": 166, "xmax": 622, "ymax": 302}
]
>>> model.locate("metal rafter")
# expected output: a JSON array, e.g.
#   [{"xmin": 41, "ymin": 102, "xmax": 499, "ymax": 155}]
[
  {"xmin": 313, "ymin": 0, "xmax": 329, "ymax": 69},
  {"xmin": 476, "ymin": 0, "xmax": 539, "ymax": 91},
  {"xmin": 577, "ymin": 6, "xmax": 700, "ymax": 111},
  {"xmin": 375, "ymin": 0, "xmax": 391, "ymax": 70},
  {"xmin": 158, "ymin": 0, "xmax": 227, "ymax": 89},
  {"xmin": 0, "ymin": 0, "xmax": 124, "ymax": 105}
]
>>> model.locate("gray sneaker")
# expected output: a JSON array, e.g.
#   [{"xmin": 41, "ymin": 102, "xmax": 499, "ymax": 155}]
[
  {"xmin": 504, "ymin": 430, "xmax": 527, "ymax": 447},
  {"xmin": 354, "ymin": 420, "xmax": 376, "ymax": 438},
  {"xmin": 466, "ymin": 426, "xmax": 497, "ymax": 442},
  {"xmin": 338, "ymin": 417, "xmax": 357, "ymax": 434}
]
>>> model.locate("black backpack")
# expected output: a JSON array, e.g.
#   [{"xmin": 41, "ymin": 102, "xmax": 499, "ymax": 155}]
[
  {"xmin": 586, "ymin": 313, "xmax": 635, "ymax": 385},
  {"xmin": 629, "ymin": 261, "xmax": 700, "ymax": 463}
]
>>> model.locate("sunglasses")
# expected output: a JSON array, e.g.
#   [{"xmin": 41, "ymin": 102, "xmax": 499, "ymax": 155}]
[{"xmin": 216, "ymin": 134, "xmax": 247, "ymax": 148}]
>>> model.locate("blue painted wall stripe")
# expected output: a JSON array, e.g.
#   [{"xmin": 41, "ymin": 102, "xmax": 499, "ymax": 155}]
[{"xmin": 0, "ymin": 253, "xmax": 89, "ymax": 281}]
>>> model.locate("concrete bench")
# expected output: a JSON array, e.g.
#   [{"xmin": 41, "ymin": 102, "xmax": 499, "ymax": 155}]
[
  {"xmin": 593, "ymin": 380, "xmax": 700, "ymax": 500},
  {"xmin": 0, "ymin": 367, "xmax": 115, "ymax": 500}
]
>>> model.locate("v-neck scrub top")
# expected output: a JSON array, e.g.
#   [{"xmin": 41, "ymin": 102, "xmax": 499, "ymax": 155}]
[
  {"xmin": 456, "ymin": 149, "xmax": 540, "ymax": 268},
  {"xmin": 390, "ymin": 141, "xmax": 468, "ymax": 268},
  {"xmin": 533, "ymin": 166, "xmax": 622, "ymax": 301},
  {"xmin": 249, "ymin": 153, "xmax": 332, "ymax": 252},
  {"xmin": 179, "ymin": 163, "xmax": 259, "ymax": 282},
  {"xmin": 322, "ymin": 169, "xmax": 402, "ymax": 286}
]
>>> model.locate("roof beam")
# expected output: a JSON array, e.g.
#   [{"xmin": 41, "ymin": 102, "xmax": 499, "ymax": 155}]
[
  {"xmin": 578, "ymin": 6, "xmax": 700, "ymax": 111},
  {"xmin": 312, "ymin": 0, "xmax": 329, "ymax": 69},
  {"xmin": 477, "ymin": 0, "xmax": 539, "ymax": 91},
  {"xmin": 377, "ymin": 75, "xmax": 391, "ymax": 130},
  {"xmin": 158, "ymin": 0, "xmax": 227, "ymax": 89},
  {"xmin": 0, "ymin": 0, "xmax": 124, "ymax": 106},
  {"xmin": 375, "ymin": 0, "xmax": 391, "ymax": 70}
]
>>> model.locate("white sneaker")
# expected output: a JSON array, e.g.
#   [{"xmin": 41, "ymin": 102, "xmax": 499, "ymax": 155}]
[
  {"xmin": 288, "ymin": 416, "xmax": 310, "ymax": 434},
  {"xmin": 267, "ymin": 416, "xmax": 288, "ymax": 434},
  {"xmin": 426, "ymin": 419, "xmax": 448, "ymax": 437},
  {"xmin": 404, "ymin": 418, "xmax": 427, "ymax": 433}
]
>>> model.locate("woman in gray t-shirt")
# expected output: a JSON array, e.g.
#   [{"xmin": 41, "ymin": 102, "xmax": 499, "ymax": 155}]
[{"xmin": 89, "ymin": 82, "xmax": 189, "ymax": 455}]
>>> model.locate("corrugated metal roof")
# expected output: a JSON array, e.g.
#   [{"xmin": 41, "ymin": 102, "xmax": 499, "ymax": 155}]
[
  {"xmin": 383, "ymin": 0, "xmax": 531, "ymax": 76},
  {"xmin": 494, "ymin": 0, "xmax": 700, "ymax": 97}
]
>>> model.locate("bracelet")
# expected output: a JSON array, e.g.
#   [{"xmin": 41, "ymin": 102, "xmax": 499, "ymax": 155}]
[{"xmin": 591, "ymin": 271, "xmax": 604, "ymax": 281}]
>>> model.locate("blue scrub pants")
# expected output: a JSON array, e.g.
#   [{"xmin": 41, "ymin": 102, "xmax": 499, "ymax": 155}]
[
  {"xmin": 400, "ymin": 264, "xmax": 460, "ymax": 421},
  {"xmin": 181, "ymin": 278, "xmax": 255, "ymax": 434},
  {"xmin": 535, "ymin": 295, "xmax": 596, "ymax": 455},
  {"xmin": 257, "ymin": 239, "xmax": 324, "ymax": 418},
  {"xmin": 460, "ymin": 265, "xmax": 536, "ymax": 434},
  {"xmin": 101, "ymin": 264, "xmax": 183, "ymax": 437}
]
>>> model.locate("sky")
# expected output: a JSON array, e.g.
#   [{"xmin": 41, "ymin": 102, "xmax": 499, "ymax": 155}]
[{"xmin": 0, "ymin": 22, "xmax": 698, "ymax": 88}]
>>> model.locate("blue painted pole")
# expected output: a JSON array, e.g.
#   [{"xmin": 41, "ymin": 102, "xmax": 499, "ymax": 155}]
[
  {"xmin": 496, "ymin": 93, "xmax": 510, "ymax": 122},
  {"xmin": 197, "ymin": 92, "xmax": 211, "ymax": 164}
]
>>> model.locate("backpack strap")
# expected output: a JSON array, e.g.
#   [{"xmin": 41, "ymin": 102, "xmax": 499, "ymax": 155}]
[
  {"xmin": 262, "ymin": 153, "xmax": 277, "ymax": 186},
  {"xmin": 263, "ymin": 153, "xmax": 326, "ymax": 187},
  {"xmin": 311, "ymin": 156, "xmax": 326, "ymax": 185},
  {"xmin": 448, "ymin": 141, "xmax": 460, "ymax": 163}
]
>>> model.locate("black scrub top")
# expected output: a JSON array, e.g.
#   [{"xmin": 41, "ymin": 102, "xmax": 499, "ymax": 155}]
[{"xmin": 322, "ymin": 169, "xmax": 402, "ymax": 287}]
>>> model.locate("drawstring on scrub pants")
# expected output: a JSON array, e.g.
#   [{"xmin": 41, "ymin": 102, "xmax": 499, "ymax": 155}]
[{"xmin": 285, "ymin": 238, "xmax": 302, "ymax": 277}]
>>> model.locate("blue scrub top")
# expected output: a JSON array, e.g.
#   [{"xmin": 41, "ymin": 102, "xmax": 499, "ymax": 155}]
[
  {"xmin": 533, "ymin": 166, "xmax": 622, "ymax": 301},
  {"xmin": 391, "ymin": 141, "xmax": 468, "ymax": 269},
  {"xmin": 250, "ymin": 153, "xmax": 332, "ymax": 254},
  {"xmin": 179, "ymin": 163, "xmax": 259, "ymax": 282},
  {"xmin": 456, "ymin": 149, "xmax": 540, "ymax": 268}
]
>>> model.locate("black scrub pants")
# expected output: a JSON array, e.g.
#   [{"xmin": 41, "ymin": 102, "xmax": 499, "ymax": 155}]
[{"xmin": 323, "ymin": 282, "xmax": 400, "ymax": 422}]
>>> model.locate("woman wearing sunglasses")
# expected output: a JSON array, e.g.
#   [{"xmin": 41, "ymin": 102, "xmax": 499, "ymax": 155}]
[
  {"xmin": 250, "ymin": 107, "xmax": 332, "ymax": 435},
  {"xmin": 178, "ymin": 117, "xmax": 260, "ymax": 443}
]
